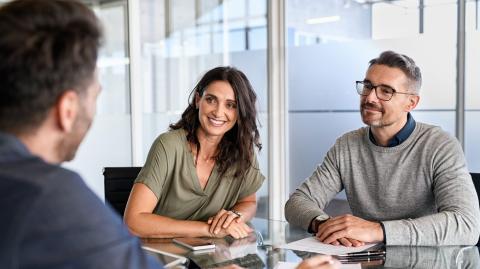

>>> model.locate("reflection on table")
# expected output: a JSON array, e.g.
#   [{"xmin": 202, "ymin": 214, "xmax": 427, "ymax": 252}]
[{"xmin": 142, "ymin": 218, "xmax": 480, "ymax": 268}]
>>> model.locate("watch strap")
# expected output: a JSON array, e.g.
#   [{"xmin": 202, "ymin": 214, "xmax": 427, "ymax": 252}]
[{"xmin": 311, "ymin": 216, "xmax": 329, "ymax": 234}]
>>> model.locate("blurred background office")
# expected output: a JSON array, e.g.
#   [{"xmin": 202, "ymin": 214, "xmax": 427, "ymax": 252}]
[{"xmin": 2, "ymin": 0, "xmax": 478, "ymax": 221}]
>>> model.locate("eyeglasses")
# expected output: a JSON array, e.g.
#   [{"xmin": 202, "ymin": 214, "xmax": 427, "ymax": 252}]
[{"xmin": 355, "ymin": 81, "xmax": 416, "ymax": 101}]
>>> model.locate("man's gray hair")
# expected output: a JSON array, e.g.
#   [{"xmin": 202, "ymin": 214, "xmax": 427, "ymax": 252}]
[{"xmin": 369, "ymin": 51, "xmax": 422, "ymax": 93}]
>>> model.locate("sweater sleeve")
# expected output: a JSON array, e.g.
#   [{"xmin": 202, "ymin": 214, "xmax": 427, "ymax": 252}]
[
  {"xmin": 285, "ymin": 141, "xmax": 344, "ymax": 230},
  {"xmin": 382, "ymin": 135, "xmax": 480, "ymax": 245}
]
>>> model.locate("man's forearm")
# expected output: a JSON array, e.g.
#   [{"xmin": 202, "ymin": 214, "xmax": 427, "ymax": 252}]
[
  {"xmin": 285, "ymin": 193, "xmax": 329, "ymax": 230},
  {"xmin": 285, "ymin": 152, "xmax": 343, "ymax": 230}
]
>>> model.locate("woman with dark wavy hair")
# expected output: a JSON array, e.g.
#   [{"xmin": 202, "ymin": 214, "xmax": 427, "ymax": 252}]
[{"xmin": 124, "ymin": 66, "xmax": 265, "ymax": 239}]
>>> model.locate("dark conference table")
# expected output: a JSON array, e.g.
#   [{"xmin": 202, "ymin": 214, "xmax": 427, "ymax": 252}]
[{"xmin": 142, "ymin": 218, "xmax": 480, "ymax": 268}]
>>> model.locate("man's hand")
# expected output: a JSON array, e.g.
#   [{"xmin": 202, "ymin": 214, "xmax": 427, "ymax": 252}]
[
  {"xmin": 316, "ymin": 214, "xmax": 383, "ymax": 246},
  {"xmin": 327, "ymin": 238, "xmax": 364, "ymax": 247}
]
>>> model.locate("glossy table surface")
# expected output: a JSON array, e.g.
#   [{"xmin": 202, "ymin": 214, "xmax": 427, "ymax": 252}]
[{"xmin": 142, "ymin": 218, "xmax": 480, "ymax": 268}]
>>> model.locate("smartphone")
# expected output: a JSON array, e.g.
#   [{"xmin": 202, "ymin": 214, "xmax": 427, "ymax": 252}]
[{"xmin": 173, "ymin": 237, "xmax": 216, "ymax": 251}]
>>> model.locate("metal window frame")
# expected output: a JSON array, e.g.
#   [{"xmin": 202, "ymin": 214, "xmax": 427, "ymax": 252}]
[
  {"xmin": 267, "ymin": 0, "xmax": 288, "ymax": 222},
  {"xmin": 127, "ymin": 0, "xmax": 144, "ymax": 166},
  {"xmin": 457, "ymin": 0, "xmax": 466, "ymax": 148}
]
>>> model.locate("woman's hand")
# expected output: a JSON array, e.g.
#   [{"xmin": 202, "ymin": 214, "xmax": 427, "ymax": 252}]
[
  {"xmin": 208, "ymin": 209, "xmax": 243, "ymax": 234},
  {"xmin": 223, "ymin": 221, "xmax": 253, "ymax": 239},
  {"xmin": 208, "ymin": 221, "xmax": 253, "ymax": 239}
]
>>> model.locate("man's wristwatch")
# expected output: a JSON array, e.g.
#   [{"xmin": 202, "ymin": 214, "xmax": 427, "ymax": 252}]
[{"xmin": 311, "ymin": 215, "xmax": 329, "ymax": 234}]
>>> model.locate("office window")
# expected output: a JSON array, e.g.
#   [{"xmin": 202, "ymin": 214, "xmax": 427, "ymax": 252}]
[
  {"xmin": 372, "ymin": 0, "xmax": 419, "ymax": 39},
  {"xmin": 466, "ymin": 0, "xmax": 480, "ymax": 172},
  {"xmin": 65, "ymin": 0, "xmax": 132, "ymax": 198},
  {"xmin": 287, "ymin": 0, "xmax": 457, "ymax": 194},
  {"xmin": 138, "ymin": 0, "xmax": 269, "ymax": 217}
]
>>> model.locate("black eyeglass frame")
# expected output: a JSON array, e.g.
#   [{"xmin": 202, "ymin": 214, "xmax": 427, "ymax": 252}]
[{"xmin": 355, "ymin": 80, "xmax": 416, "ymax": 101}]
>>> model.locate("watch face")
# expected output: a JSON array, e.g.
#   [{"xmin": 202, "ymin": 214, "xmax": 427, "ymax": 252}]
[{"xmin": 315, "ymin": 216, "xmax": 329, "ymax": 222}]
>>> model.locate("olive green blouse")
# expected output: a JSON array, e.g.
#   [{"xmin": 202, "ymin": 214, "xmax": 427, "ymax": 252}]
[{"xmin": 135, "ymin": 129, "xmax": 265, "ymax": 221}]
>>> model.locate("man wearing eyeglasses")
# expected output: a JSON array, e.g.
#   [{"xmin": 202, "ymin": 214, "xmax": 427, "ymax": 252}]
[{"xmin": 285, "ymin": 51, "xmax": 480, "ymax": 246}]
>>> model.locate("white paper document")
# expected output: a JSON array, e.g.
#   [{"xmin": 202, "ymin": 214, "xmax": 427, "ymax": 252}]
[
  {"xmin": 279, "ymin": 237, "xmax": 378, "ymax": 255},
  {"xmin": 275, "ymin": 261, "xmax": 361, "ymax": 269}
]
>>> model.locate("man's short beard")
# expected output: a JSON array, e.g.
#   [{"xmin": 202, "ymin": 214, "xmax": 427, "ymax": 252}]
[
  {"xmin": 361, "ymin": 116, "xmax": 393, "ymax": 128},
  {"xmin": 56, "ymin": 107, "xmax": 91, "ymax": 162}
]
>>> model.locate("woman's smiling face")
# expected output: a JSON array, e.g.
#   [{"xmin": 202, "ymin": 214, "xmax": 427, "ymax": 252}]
[{"xmin": 196, "ymin": 80, "xmax": 238, "ymax": 139}]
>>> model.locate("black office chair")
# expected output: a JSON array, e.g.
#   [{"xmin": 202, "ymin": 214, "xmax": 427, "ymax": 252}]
[
  {"xmin": 470, "ymin": 173, "xmax": 480, "ymax": 246},
  {"xmin": 103, "ymin": 167, "xmax": 142, "ymax": 217}
]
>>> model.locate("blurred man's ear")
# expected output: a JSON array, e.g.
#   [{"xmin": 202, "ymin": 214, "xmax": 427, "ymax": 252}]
[
  {"xmin": 56, "ymin": 90, "xmax": 79, "ymax": 133},
  {"xmin": 405, "ymin": 95, "xmax": 420, "ymax": 112}
]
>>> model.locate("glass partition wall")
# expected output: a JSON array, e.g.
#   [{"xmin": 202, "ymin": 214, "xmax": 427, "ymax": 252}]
[
  {"xmin": 65, "ymin": 0, "xmax": 133, "ymax": 197},
  {"xmin": 47, "ymin": 0, "xmax": 477, "ymax": 220},
  {"xmin": 136, "ymin": 0, "xmax": 270, "ymax": 217},
  {"xmin": 466, "ymin": 0, "xmax": 480, "ymax": 172},
  {"xmin": 285, "ymin": 0, "xmax": 471, "ymax": 201}
]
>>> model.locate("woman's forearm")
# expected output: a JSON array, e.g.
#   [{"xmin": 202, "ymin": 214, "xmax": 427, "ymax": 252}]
[
  {"xmin": 232, "ymin": 201, "xmax": 257, "ymax": 222},
  {"xmin": 125, "ymin": 213, "xmax": 212, "ymax": 238}
]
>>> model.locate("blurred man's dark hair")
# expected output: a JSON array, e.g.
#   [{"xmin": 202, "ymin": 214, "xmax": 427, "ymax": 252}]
[{"xmin": 0, "ymin": 0, "xmax": 102, "ymax": 134}]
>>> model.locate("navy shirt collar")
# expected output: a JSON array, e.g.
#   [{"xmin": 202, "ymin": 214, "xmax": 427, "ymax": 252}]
[
  {"xmin": 369, "ymin": 113, "xmax": 416, "ymax": 147},
  {"xmin": 0, "ymin": 131, "xmax": 32, "ymax": 160}
]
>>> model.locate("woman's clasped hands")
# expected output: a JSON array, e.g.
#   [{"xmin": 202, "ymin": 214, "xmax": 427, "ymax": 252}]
[{"xmin": 207, "ymin": 209, "xmax": 253, "ymax": 239}]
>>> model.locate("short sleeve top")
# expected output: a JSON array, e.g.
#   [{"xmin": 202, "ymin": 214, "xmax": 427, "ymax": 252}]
[{"xmin": 135, "ymin": 129, "xmax": 265, "ymax": 221}]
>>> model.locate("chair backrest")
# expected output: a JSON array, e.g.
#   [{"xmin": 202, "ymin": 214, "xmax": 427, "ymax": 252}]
[
  {"xmin": 470, "ymin": 173, "xmax": 480, "ymax": 246},
  {"xmin": 471, "ymin": 173, "xmax": 480, "ymax": 199},
  {"xmin": 103, "ymin": 167, "xmax": 142, "ymax": 217}
]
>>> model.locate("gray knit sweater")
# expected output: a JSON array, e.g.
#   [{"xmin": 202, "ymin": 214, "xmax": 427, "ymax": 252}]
[{"xmin": 285, "ymin": 122, "xmax": 480, "ymax": 245}]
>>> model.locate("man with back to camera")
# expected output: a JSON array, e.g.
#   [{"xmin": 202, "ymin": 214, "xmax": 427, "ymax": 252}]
[
  {"xmin": 0, "ymin": 0, "xmax": 163, "ymax": 268},
  {"xmin": 285, "ymin": 51, "xmax": 480, "ymax": 246},
  {"xmin": 0, "ymin": 1, "xmax": 340, "ymax": 268}
]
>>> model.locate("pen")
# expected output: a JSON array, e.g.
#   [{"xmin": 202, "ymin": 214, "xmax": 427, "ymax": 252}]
[
  {"xmin": 336, "ymin": 250, "xmax": 386, "ymax": 257},
  {"xmin": 338, "ymin": 256, "xmax": 385, "ymax": 264}
]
